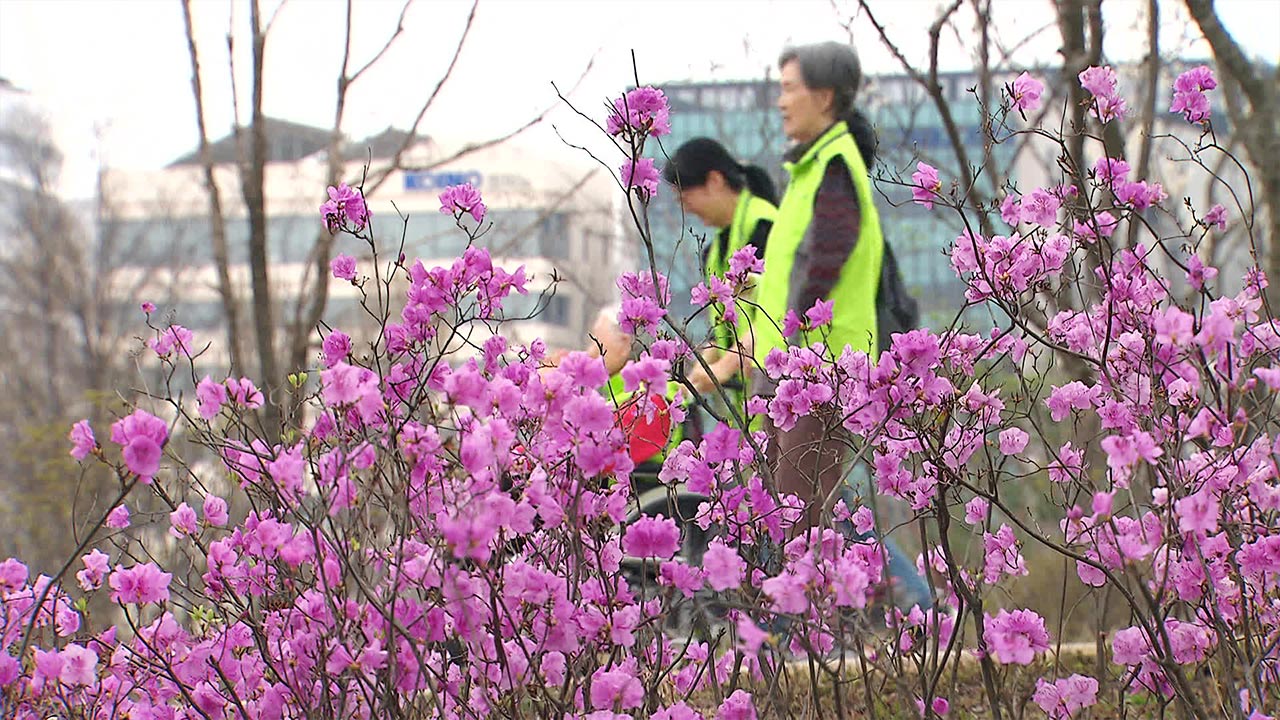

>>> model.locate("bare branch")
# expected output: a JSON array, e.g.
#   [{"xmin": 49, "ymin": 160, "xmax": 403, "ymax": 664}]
[
  {"xmin": 359, "ymin": 0, "xmax": 478, "ymax": 195},
  {"xmin": 365, "ymin": 50, "xmax": 599, "ymax": 196},
  {"xmin": 348, "ymin": 0, "xmax": 415, "ymax": 86}
]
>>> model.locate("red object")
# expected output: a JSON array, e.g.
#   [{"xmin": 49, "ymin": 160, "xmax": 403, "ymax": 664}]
[{"xmin": 614, "ymin": 395, "xmax": 673, "ymax": 465}]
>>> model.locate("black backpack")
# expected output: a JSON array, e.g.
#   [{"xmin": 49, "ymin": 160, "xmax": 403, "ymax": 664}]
[{"xmin": 876, "ymin": 239, "xmax": 920, "ymax": 356}]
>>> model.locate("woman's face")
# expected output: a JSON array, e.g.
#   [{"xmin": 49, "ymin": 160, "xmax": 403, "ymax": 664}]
[
  {"xmin": 778, "ymin": 59, "xmax": 834, "ymax": 144},
  {"xmin": 676, "ymin": 170, "xmax": 734, "ymax": 228}
]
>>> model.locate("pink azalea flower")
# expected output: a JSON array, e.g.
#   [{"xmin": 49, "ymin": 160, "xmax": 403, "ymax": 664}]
[
  {"xmin": 105, "ymin": 505, "xmax": 130, "ymax": 529},
  {"xmin": 1011, "ymin": 71, "xmax": 1044, "ymax": 112},
  {"xmin": 1078, "ymin": 66, "xmax": 1127, "ymax": 122},
  {"xmin": 654, "ymin": 701, "xmax": 705, "ymax": 720},
  {"xmin": 761, "ymin": 571, "xmax": 809, "ymax": 614},
  {"xmin": 607, "ymin": 86, "xmax": 671, "ymax": 137},
  {"xmin": 76, "ymin": 549, "xmax": 110, "ymax": 591},
  {"xmin": 984, "ymin": 608, "xmax": 1050, "ymax": 664},
  {"xmin": 851, "ymin": 505, "xmax": 875, "ymax": 534},
  {"xmin": 911, "ymin": 162, "xmax": 942, "ymax": 209},
  {"xmin": 1203, "ymin": 203, "xmax": 1227, "ymax": 230},
  {"xmin": 983, "ymin": 524, "xmax": 1028, "ymax": 584},
  {"xmin": 659, "ymin": 560, "xmax": 705, "ymax": 597},
  {"xmin": 110, "ymin": 409, "xmax": 169, "ymax": 482},
  {"xmin": 69, "ymin": 419, "xmax": 96, "ymax": 460},
  {"xmin": 169, "ymin": 502, "xmax": 199, "ymax": 537},
  {"xmin": 1170, "ymin": 65, "xmax": 1217, "ymax": 124},
  {"xmin": 781, "ymin": 309, "xmax": 803, "ymax": 338},
  {"xmin": 148, "ymin": 324, "xmax": 196, "ymax": 357},
  {"xmin": 622, "ymin": 515, "xmax": 680, "ymax": 559},
  {"xmin": 438, "ymin": 183, "xmax": 486, "ymax": 223},
  {"xmin": 621, "ymin": 157, "xmax": 660, "ymax": 199},
  {"xmin": 620, "ymin": 355, "xmax": 670, "ymax": 395},
  {"xmin": 0, "ymin": 653, "xmax": 18, "ymax": 687},
  {"xmin": 108, "ymin": 562, "xmax": 172, "ymax": 604},
  {"xmin": 322, "ymin": 330, "xmax": 353, "ymax": 368},
  {"xmin": 590, "ymin": 666, "xmax": 644, "ymax": 710},
  {"xmin": 196, "ymin": 376, "xmax": 227, "ymax": 420},
  {"xmin": 998, "ymin": 427, "xmax": 1029, "ymax": 455},
  {"xmin": 702, "ymin": 541, "xmax": 746, "ymax": 591},
  {"xmin": 330, "ymin": 253, "xmax": 357, "ymax": 281},
  {"xmin": 203, "ymin": 494, "xmax": 229, "ymax": 526},
  {"xmin": 225, "ymin": 377, "xmax": 264, "ymax": 409},
  {"xmin": 1111, "ymin": 626, "xmax": 1150, "ymax": 665},
  {"xmin": 735, "ymin": 612, "xmax": 769, "ymax": 655},
  {"xmin": 58, "ymin": 643, "xmax": 98, "ymax": 686},
  {"xmin": 717, "ymin": 689, "xmax": 757, "ymax": 720},
  {"xmin": 1185, "ymin": 256, "xmax": 1218, "ymax": 290},
  {"xmin": 965, "ymin": 497, "xmax": 989, "ymax": 525},
  {"xmin": 804, "ymin": 298, "xmax": 835, "ymax": 328},
  {"xmin": 320, "ymin": 182, "xmax": 369, "ymax": 232},
  {"xmin": 1034, "ymin": 674, "xmax": 1099, "ymax": 720}
]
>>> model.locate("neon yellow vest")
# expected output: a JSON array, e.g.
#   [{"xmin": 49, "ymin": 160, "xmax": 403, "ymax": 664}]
[
  {"xmin": 753, "ymin": 121, "xmax": 884, "ymax": 366},
  {"xmin": 707, "ymin": 190, "xmax": 776, "ymax": 394}
]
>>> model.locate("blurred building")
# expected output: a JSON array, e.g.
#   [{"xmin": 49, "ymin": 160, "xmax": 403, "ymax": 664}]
[{"xmin": 102, "ymin": 119, "xmax": 626, "ymax": 373}]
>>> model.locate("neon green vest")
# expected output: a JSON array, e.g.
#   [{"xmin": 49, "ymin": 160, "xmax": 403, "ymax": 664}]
[
  {"xmin": 707, "ymin": 189, "xmax": 777, "ymax": 388},
  {"xmin": 753, "ymin": 122, "xmax": 884, "ymax": 366}
]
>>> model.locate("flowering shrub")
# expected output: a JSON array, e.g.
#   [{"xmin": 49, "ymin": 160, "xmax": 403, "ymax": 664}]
[{"xmin": 1, "ymin": 64, "xmax": 1276, "ymax": 720}]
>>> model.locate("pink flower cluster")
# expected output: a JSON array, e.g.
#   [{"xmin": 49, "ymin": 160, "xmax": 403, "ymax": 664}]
[
  {"xmin": 16, "ymin": 72, "xmax": 1280, "ymax": 720},
  {"xmin": 911, "ymin": 161, "xmax": 941, "ymax": 209},
  {"xmin": 616, "ymin": 269, "xmax": 670, "ymax": 335},
  {"xmin": 1170, "ymin": 65, "xmax": 1217, "ymax": 124},
  {"xmin": 439, "ymin": 182, "xmax": 486, "ymax": 223},
  {"xmin": 606, "ymin": 86, "xmax": 671, "ymax": 138},
  {"xmin": 320, "ymin": 182, "xmax": 369, "ymax": 233},
  {"xmin": 620, "ymin": 157, "xmax": 660, "ymax": 200},
  {"xmin": 1078, "ymin": 65, "xmax": 1127, "ymax": 122},
  {"xmin": 1011, "ymin": 71, "xmax": 1044, "ymax": 112}
]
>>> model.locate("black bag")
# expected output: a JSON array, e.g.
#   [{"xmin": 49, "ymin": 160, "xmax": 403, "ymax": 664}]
[{"xmin": 876, "ymin": 239, "xmax": 920, "ymax": 356}]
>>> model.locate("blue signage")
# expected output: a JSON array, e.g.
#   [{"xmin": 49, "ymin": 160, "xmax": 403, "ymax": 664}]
[{"xmin": 403, "ymin": 170, "xmax": 483, "ymax": 191}]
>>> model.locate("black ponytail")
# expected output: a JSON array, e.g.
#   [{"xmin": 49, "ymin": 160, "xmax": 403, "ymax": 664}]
[
  {"xmin": 741, "ymin": 164, "xmax": 779, "ymax": 205},
  {"xmin": 664, "ymin": 137, "xmax": 777, "ymax": 203},
  {"xmin": 844, "ymin": 108, "xmax": 878, "ymax": 167}
]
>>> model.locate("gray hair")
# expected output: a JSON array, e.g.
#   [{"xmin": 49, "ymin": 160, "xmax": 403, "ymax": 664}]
[
  {"xmin": 778, "ymin": 41, "xmax": 877, "ymax": 163},
  {"xmin": 778, "ymin": 42, "xmax": 863, "ymax": 117}
]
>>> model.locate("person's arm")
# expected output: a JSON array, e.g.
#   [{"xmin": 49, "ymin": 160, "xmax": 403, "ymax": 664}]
[
  {"xmin": 687, "ymin": 333, "xmax": 754, "ymax": 394},
  {"xmin": 786, "ymin": 161, "xmax": 860, "ymax": 332}
]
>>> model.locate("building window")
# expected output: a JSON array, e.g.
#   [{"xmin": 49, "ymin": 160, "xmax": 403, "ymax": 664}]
[
  {"xmin": 541, "ymin": 293, "xmax": 571, "ymax": 326},
  {"xmin": 537, "ymin": 213, "xmax": 570, "ymax": 259}
]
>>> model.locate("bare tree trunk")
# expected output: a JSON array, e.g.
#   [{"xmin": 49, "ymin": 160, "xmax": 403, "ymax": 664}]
[
  {"xmin": 284, "ymin": 0, "xmax": 361, "ymax": 405},
  {"xmin": 1127, "ymin": 0, "xmax": 1160, "ymax": 249},
  {"xmin": 181, "ymin": 0, "xmax": 246, "ymax": 375},
  {"xmin": 242, "ymin": 0, "xmax": 281, "ymax": 438}
]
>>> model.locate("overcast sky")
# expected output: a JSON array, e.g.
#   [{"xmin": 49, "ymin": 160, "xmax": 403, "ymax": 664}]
[{"xmin": 1, "ymin": 0, "xmax": 1276, "ymax": 198}]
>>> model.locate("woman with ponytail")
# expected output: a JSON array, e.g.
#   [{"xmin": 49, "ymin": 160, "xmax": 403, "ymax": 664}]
[
  {"xmin": 662, "ymin": 138, "xmax": 778, "ymax": 404},
  {"xmin": 757, "ymin": 41, "xmax": 930, "ymax": 609}
]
